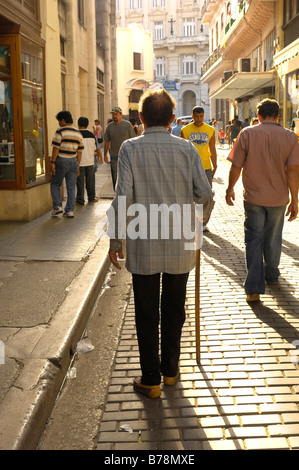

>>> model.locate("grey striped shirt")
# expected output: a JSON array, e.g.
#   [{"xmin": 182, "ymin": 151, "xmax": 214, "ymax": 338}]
[{"xmin": 109, "ymin": 126, "xmax": 214, "ymax": 275}]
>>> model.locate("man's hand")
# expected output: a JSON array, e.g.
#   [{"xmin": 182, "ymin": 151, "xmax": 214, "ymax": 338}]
[
  {"xmin": 286, "ymin": 201, "xmax": 298, "ymax": 222},
  {"xmin": 225, "ymin": 189, "xmax": 235, "ymax": 206},
  {"xmin": 104, "ymin": 155, "xmax": 109, "ymax": 164},
  {"xmin": 50, "ymin": 163, "xmax": 56, "ymax": 175},
  {"xmin": 109, "ymin": 249, "xmax": 124, "ymax": 270},
  {"xmin": 212, "ymin": 166, "xmax": 217, "ymax": 178}
]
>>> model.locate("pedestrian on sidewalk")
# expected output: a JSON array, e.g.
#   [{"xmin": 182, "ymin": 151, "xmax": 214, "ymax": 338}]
[
  {"xmin": 76, "ymin": 117, "xmax": 102, "ymax": 206},
  {"xmin": 104, "ymin": 106, "xmax": 135, "ymax": 190},
  {"xmin": 50, "ymin": 111, "xmax": 84, "ymax": 218},
  {"xmin": 93, "ymin": 119, "xmax": 103, "ymax": 146},
  {"xmin": 180, "ymin": 106, "xmax": 217, "ymax": 232},
  {"xmin": 230, "ymin": 118, "xmax": 241, "ymax": 144},
  {"xmin": 108, "ymin": 89, "xmax": 214, "ymax": 399},
  {"xmin": 225, "ymin": 98, "xmax": 299, "ymax": 302}
]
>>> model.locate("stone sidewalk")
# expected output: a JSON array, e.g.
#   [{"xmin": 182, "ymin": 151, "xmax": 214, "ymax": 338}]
[
  {"xmin": 97, "ymin": 149, "xmax": 299, "ymax": 451},
  {"xmin": 0, "ymin": 163, "xmax": 114, "ymax": 450}
]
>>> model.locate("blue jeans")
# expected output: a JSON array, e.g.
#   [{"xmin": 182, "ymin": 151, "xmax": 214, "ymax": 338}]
[
  {"xmin": 51, "ymin": 157, "xmax": 79, "ymax": 212},
  {"xmin": 244, "ymin": 202, "xmax": 286, "ymax": 294}
]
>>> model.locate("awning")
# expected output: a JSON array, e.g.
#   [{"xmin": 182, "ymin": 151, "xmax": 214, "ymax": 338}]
[{"xmin": 210, "ymin": 71, "xmax": 276, "ymax": 100}]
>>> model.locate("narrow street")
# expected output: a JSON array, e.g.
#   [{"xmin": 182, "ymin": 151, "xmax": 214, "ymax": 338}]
[{"xmin": 38, "ymin": 149, "xmax": 299, "ymax": 451}]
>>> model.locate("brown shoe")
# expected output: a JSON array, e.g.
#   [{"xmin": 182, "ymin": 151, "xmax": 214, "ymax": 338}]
[
  {"xmin": 246, "ymin": 293, "xmax": 260, "ymax": 302},
  {"xmin": 164, "ymin": 371, "xmax": 180, "ymax": 386},
  {"xmin": 133, "ymin": 377, "xmax": 161, "ymax": 399}
]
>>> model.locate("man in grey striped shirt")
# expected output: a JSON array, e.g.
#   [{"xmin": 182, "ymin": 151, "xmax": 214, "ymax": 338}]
[
  {"xmin": 108, "ymin": 89, "xmax": 214, "ymax": 398},
  {"xmin": 50, "ymin": 111, "xmax": 84, "ymax": 218}
]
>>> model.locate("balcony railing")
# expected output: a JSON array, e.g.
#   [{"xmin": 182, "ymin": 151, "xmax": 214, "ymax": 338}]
[
  {"xmin": 201, "ymin": 46, "xmax": 221, "ymax": 76},
  {"xmin": 201, "ymin": 1, "xmax": 250, "ymax": 76}
]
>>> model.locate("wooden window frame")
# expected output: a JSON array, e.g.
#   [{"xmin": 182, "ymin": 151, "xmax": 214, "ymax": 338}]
[{"xmin": 0, "ymin": 33, "xmax": 48, "ymax": 190}]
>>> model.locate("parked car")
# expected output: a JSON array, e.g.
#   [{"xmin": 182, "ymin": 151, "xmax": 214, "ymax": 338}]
[{"xmin": 176, "ymin": 115, "xmax": 193, "ymax": 126}]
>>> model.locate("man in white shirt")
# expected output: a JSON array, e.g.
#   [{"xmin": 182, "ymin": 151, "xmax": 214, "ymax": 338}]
[{"xmin": 76, "ymin": 117, "xmax": 102, "ymax": 205}]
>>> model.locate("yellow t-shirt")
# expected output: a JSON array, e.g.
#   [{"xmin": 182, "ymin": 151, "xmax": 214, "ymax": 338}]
[{"xmin": 181, "ymin": 122, "xmax": 214, "ymax": 170}]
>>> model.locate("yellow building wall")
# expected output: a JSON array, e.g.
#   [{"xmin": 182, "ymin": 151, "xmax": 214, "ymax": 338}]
[
  {"xmin": 117, "ymin": 24, "xmax": 154, "ymax": 115},
  {"xmin": 41, "ymin": 0, "xmax": 62, "ymax": 156}
]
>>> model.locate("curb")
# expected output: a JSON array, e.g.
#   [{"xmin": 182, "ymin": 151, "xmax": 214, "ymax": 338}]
[{"xmin": 0, "ymin": 240, "xmax": 111, "ymax": 450}]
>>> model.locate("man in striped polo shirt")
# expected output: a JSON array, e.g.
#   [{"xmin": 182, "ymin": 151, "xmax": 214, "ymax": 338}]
[{"xmin": 50, "ymin": 111, "xmax": 84, "ymax": 218}]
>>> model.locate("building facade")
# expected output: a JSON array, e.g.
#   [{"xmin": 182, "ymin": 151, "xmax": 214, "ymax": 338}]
[
  {"xmin": 201, "ymin": 0, "xmax": 277, "ymax": 125},
  {"xmin": 200, "ymin": 0, "xmax": 299, "ymax": 128},
  {"xmin": 96, "ymin": 0, "xmax": 118, "ymax": 124},
  {"xmin": 116, "ymin": 23, "xmax": 154, "ymax": 119},
  {"xmin": 273, "ymin": 0, "xmax": 299, "ymax": 128},
  {"xmin": 0, "ymin": 0, "xmax": 117, "ymax": 221},
  {"xmin": 116, "ymin": 0, "xmax": 210, "ymax": 119}
]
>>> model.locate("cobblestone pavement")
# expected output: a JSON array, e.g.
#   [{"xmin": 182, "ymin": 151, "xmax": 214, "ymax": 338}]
[{"xmin": 97, "ymin": 149, "xmax": 299, "ymax": 451}]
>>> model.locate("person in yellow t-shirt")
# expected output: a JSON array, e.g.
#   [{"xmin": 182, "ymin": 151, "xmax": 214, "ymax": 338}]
[{"xmin": 180, "ymin": 106, "xmax": 217, "ymax": 231}]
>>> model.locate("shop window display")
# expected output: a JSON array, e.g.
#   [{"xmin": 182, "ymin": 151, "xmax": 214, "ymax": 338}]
[
  {"xmin": 0, "ymin": 46, "xmax": 15, "ymax": 181},
  {"xmin": 21, "ymin": 37, "xmax": 45, "ymax": 185}
]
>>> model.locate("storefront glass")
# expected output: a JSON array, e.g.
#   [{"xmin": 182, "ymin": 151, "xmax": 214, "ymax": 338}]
[
  {"xmin": 286, "ymin": 69, "xmax": 299, "ymax": 129},
  {"xmin": 0, "ymin": 46, "xmax": 16, "ymax": 181},
  {"xmin": 21, "ymin": 37, "xmax": 45, "ymax": 185}
]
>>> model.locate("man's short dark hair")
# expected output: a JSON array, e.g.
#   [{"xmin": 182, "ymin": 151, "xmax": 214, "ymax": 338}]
[
  {"xmin": 256, "ymin": 99, "xmax": 279, "ymax": 119},
  {"xmin": 192, "ymin": 106, "xmax": 205, "ymax": 115},
  {"xmin": 56, "ymin": 111, "xmax": 73, "ymax": 124},
  {"xmin": 139, "ymin": 89, "xmax": 176, "ymax": 127},
  {"xmin": 78, "ymin": 117, "xmax": 89, "ymax": 128}
]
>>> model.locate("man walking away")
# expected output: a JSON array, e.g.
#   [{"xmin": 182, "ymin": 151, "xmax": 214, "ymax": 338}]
[
  {"xmin": 50, "ymin": 111, "xmax": 84, "ymax": 218},
  {"xmin": 171, "ymin": 118, "xmax": 183, "ymax": 136},
  {"xmin": 77, "ymin": 117, "xmax": 101, "ymax": 205},
  {"xmin": 180, "ymin": 106, "xmax": 217, "ymax": 231},
  {"xmin": 108, "ymin": 89, "xmax": 214, "ymax": 398},
  {"xmin": 226, "ymin": 98, "xmax": 299, "ymax": 302},
  {"xmin": 104, "ymin": 106, "xmax": 135, "ymax": 190}
]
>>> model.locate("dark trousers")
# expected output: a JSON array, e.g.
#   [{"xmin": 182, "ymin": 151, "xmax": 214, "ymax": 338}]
[
  {"xmin": 76, "ymin": 165, "xmax": 95, "ymax": 204},
  {"xmin": 132, "ymin": 272, "xmax": 189, "ymax": 385},
  {"xmin": 110, "ymin": 156, "xmax": 118, "ymax": 190}
]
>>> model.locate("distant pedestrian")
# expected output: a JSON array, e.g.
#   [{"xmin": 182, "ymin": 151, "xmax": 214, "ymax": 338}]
[
  {"xmin": 108, "ymin": 89, "xmax": 214, "ymax": 398},
  {"xmin": 250, "ymin": 117, "xmax": 259, "ymax": 126},
  {"xmin": 171, "ymin": 118, "xmax": 183, "ymax": 136},
  {"xmin": 230, "ymin": 118, "xmax": 240, "ymax": 143},
  {"xmin": 219, "ymin": 128, "xmax": 225, "ymax": 145},
  {"xmin": 291, "ymin": 109, "xmax": 299, "ymax": 141},
  {"xmin": 50, "ymin": 111, "xmax": 84, "ymax": 218},
  {"xmin": 104, "ymin": 106, "xmax": 135, "ymax": 190},
  {"xmin": 130, "ymin": 118, "xmax": 141, "ymax": 136},
  {"xmin": 226, "ymin": 122, "xmax": 232, "ymax": 147},
  {"xmin": 76, "ymin": 117, "xmax": 102, "ymax": 206},
  {"xmin": 226, "ymin": 98, "xmax": 299, "ymax": 302},
  {"xmin": 180, "ymin": 106, "xmax": 217, "ymax": 231},
  {"xmin": 93, "ymin": 119, "xmax": 103, "ymax": 145}
]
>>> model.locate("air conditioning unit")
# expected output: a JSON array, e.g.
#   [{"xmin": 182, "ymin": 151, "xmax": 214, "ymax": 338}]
[
  {"xmin": 238, "ymin": 58, "xmax": 251, "ymax": 73},
  {"xmin": 223, "ymin": 70, "xmax": 233, "ymax": 82}
]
